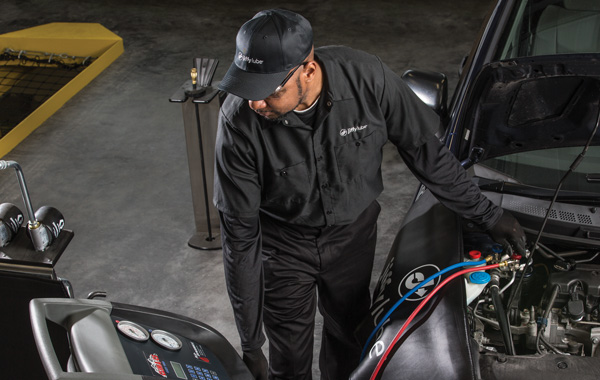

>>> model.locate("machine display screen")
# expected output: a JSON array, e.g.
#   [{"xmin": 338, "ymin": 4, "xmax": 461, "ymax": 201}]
[{"xmin": 171, "ymin": 361, "xmax": 187, "ymax": 379}]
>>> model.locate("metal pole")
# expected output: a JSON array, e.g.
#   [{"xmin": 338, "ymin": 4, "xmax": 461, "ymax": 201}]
[
  {"xmin": 193, "ymin": 102, "xmax": 214, "ymax": 241},
  {"xmin": 0, "ymin": 160, "xmax": 37, "ymax": 223},
  {"xmin": 169, "ymin": 58, "xmax": 222, "ymax": 250}
]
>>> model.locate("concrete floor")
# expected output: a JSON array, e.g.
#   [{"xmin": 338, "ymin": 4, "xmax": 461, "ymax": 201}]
[{"xmin": 0, "ymin": 0, "xmax": 492, "ymax": 377}]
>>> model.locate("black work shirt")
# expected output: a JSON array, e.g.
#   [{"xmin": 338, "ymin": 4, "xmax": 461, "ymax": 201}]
[
  {"xmin": 214, "ymin": 46, "xmax": 502, "ymax": 350},
  {"xmin": 215, "ymin": 46, "xmax": 492, "ymax": 226}
]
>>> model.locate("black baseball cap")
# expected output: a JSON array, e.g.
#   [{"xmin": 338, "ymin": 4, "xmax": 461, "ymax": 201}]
[{"xmin": 218, "ymin": 9, "xmax": 313, "ymax": 101}]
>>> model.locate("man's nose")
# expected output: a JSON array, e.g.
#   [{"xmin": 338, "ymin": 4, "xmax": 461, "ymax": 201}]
[{"xmin": 248, "ymin": 99, "xmax": 267, "ymax": 111}]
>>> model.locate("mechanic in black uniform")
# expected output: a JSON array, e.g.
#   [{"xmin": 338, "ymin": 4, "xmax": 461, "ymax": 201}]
[{"xmin": 214, "ymin": 9, "xmax": 526, "ymax": 380}]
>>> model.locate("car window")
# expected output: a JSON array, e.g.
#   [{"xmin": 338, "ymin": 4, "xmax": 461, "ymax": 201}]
[
  {"xmin": 480, "ymin": 146, "xmax": 600, "ymax": 193},
  {"xmin": 495, "ymin": 0, "xmax": 600, "ymax": 59}
]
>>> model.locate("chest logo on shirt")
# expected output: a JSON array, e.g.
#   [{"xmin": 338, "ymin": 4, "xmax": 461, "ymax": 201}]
[{"xmin": 340, "ymin": 124, "xmax": 368, "ymax": 137}]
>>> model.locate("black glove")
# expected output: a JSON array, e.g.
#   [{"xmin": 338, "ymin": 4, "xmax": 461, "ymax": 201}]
[
  {"xmin": 242, "ymin": 348, "xmax": 268, "ymax": 380},
  {"xmin": 488, "ymin": 210, "xmax": 527, "ymax": 255}
]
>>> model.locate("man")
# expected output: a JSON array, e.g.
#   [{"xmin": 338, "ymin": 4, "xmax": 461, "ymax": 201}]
[{"xmin": 214, "ymin": 9, "xmax": 526, "ymax": 380}]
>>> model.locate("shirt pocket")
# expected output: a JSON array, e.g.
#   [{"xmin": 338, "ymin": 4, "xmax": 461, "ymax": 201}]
[
  {"xmin": 334, "ymin": 130, "xmax": 384, "ymax": 183},
  {"xmin": 263, "ymin": 160, "xmax": 311, "ymax": 205}
]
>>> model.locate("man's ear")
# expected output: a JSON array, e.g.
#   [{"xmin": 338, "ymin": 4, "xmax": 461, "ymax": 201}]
[{"xmin": 303, "ymin": 61, "xmax": 318, "ymax": 83}]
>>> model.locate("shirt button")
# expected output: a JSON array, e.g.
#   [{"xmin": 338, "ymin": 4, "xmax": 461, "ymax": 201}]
[
  {"xmin": 356, "ymin": 142, "xmax": 361, "ymax": 146},
  {"xmin": 280, "ymin": 170, "xmax": 287, "ymax": 176},
  {"xmin": 326, "ymin": 210, "xmax": 333, "ymax": 215},
  {"xmin": 321, "ymin": 183, "xmax": 328, "ymax": 189},
  {"xmin": 283, "ymin": 119, "xmax": 290, "ymax": 125},
  {"xmin": 326, "ymin": 100, "xmax": 332, "ymax": 107},
  {"xmin": 317, "ymin": 156, "xmax": 323, "ymax": 161}
]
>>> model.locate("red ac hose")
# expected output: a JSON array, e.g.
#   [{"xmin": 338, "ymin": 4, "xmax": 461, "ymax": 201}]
[{"xmin": 369, "ymin": 263, "xmax": 500, "ymax": 380}]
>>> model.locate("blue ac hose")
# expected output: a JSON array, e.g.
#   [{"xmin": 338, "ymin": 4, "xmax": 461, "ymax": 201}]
[{"xmin": 360, "ymin": 259, "xmax": 487, "ymax": 360}]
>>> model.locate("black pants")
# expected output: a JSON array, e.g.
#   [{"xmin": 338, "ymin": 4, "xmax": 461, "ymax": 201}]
[{"xmin": 260, "ymin": 201, "xmax": 380, "ymax": 380}]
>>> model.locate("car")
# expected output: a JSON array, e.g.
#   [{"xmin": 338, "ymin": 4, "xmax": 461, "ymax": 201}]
[
  {"xmin": 352, "ymin": 0, "xmax": 600, "ymax": 379},
  {"xmin": 3, "ymin": 1, "xmax": 599, "ymax": 379}
]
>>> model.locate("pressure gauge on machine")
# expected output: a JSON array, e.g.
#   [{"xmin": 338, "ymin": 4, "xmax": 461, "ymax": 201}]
[
  {"xmin": 151, "ymin": 329, "xmax": 183, "ymax": 351},
  {"xmin": 117, "ymin": 320, "xmax": 150, "ymax": 342}
]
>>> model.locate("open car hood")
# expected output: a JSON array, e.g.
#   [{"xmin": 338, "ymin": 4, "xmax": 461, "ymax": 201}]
[{"xmin": 462, "ymin": 54, "xmax": 600, "ymax": 160}]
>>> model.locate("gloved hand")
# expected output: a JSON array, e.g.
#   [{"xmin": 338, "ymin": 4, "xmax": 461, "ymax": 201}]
[
  {"xmin": 488, "ymin": 210, "xmax": 527, "ymax": 255},
  {"xmin": 242, "ymin": 348, "xmax": 268, "ymax": 380}
]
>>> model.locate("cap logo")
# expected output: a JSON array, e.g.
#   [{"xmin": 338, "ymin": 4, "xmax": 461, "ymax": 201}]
[{"xmin": 237, "ymin": 52, "xmax": 263, "ymax": 65}]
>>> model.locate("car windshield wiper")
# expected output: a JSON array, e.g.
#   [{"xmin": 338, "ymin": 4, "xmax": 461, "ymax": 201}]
[{"xmin": 476, "ymin": 178, "xmax": 600, "ymax": 205}]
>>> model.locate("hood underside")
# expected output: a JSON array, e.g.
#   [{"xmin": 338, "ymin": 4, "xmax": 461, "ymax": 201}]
[{"xmin": 464, "ymin": 54, "xmax": 600, "ymax": 160}]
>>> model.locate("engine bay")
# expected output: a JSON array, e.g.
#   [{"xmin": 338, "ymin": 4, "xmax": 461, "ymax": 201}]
[{"xmin": 463, "ymin": 204, "xmax": 600, "ymax": 363}]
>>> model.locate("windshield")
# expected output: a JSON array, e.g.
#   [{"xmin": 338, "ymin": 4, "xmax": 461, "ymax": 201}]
[
  {"xmin": 495, "ymin": 0, "xmax": 600, "ymax": 60},
  {"xmin": 480, "ymin": 146, "xmax": 600, "ymax": 194}
]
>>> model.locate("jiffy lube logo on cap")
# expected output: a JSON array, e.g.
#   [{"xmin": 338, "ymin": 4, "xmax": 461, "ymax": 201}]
[{"xmin": 237, "ymin": 52, "xmax": 263, "ymax": 65}]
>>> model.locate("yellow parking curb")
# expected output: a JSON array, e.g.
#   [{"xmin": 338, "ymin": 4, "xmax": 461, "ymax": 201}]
[{"xmin": 0, "ymin": 23, "xmax": 124, "ymax": 158}]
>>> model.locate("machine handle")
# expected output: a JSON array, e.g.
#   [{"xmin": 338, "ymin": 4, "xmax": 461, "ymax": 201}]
[{"xmin": 29, "ymin": 298, "xmax": 141, "ymax": 380}]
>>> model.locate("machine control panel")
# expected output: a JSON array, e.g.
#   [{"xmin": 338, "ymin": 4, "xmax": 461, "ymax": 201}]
[{"xmin": 113, "ymin": 316, "xmax": 231, "ymax": 380}]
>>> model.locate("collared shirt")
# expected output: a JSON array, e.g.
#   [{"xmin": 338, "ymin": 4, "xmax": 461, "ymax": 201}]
[
  {"xmin": 213, "ymin": 46, "xmax": 501, "ymax": 351},
  {"xmin": 214, "ymin": 46, "xmax": 478, "ymax": 227}
]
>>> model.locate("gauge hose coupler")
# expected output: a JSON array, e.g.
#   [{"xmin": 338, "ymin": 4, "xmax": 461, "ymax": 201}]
[
  {"xmin": 498, "ymin": 259, "xmax": 521, "ymax": 271},
  {"xmin": 27, "ymin": 206, "xmax": 65, "ymax": 251}
]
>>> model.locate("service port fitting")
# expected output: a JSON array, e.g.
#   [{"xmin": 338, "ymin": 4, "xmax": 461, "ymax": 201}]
[{"xmin": 498, "ymin": 259, "xmax": 520, "ymax": 271}]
